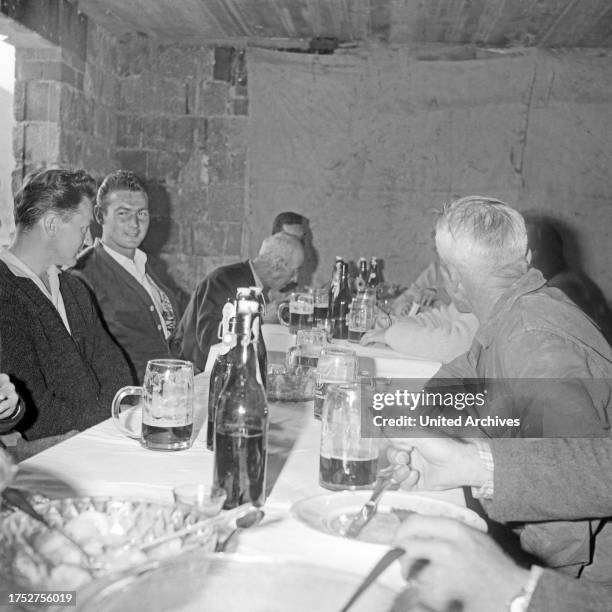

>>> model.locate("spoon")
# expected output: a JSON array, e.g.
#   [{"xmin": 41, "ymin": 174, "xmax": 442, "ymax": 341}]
[{"xmin": 216, "ymin": 507, "xmax": 265, "ymax": 552}]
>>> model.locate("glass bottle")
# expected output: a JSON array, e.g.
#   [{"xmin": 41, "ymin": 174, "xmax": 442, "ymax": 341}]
[
  {"xmin": 248, "ymin": 286, "xmax": 268, "ymax": 390},
  {"xmin": 206, "ymin": 316, "xmax": 236, "ymax": 451},
  {"xmin": 330, "ymin": 261, "xmax": 351, "ymax": 340},
  {"xmin": 355, "ymin": 257, "xmax": 369, "ymax": 292},
  {"xmin": 368, "ymin": 257, "xmax": 380, "ymax": 288},
  {"xmin": 213, "ymin": 304, "xmax": 268, "ymax": 509}
]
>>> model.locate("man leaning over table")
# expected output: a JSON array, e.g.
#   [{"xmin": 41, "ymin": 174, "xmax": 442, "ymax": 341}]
[
  {"xmin": 388, "ymin": 196, "xmax": 612, "ymax": 583},
  {"xmin": 71, "ymin": 171, "xmax": 181, "ymax": 384},
  {"xmin": 176, "ymin": 232, "xmax": 304, "ymax": 373},
  {"xmin": 0, "ymin": 169, "xmax": 131, "ymax": 443},
  {"xmin": 389, "ymin": 437, "xmax": 612, "ymax": 612}
]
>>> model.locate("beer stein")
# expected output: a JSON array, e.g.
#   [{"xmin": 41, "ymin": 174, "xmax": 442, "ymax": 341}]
[
  {"xmin": 111, "ymin": 359, "xmax": 194, "ymax": 451},
  {"xmin": 314, "ymin": 346, "xmax": 358, "ymax": 419},
  {"xmin": 347, "ymin": 294, "xmax": 375, "ymax": 343},
  {"xmin": 286, "ymin": 328, "xmax": 328, "ymax": 370},
  {"xmin": 319, "ymin": 382, "xmax": 379, "ymax": 490},
  {"xmin": 277, "ymin": 292, "xmax": 314, "ymax": 334}
]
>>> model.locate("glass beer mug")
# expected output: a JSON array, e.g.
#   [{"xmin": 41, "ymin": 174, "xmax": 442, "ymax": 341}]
[
  {"xmin": 277, "ymin": 292, "xmax": 314, "ymax": 334},
  {"xmin": 319, "ymin": 382, "xmax": 379, "ymax": 490},
  {"xmin": 111, "ymin": 359, "xmax": 194, "ymax": 451}
]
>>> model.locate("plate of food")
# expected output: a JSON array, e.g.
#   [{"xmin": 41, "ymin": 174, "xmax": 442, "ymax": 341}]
[
  {"xmin": 291, "ymin": 491, "xmax": 486, "ymax": 544},
  {"xmin": 0, "ymin": 495, "xmax": 218, "ymax": 593}
]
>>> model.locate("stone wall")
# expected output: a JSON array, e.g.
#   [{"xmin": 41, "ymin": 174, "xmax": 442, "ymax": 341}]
[
  {"xmin": 10, "ymin": 5, "xmax": 118, "ymax": 187},
  {"xmin": 114, "ymin": 38, "xmax": 249, "ymax": 297}
]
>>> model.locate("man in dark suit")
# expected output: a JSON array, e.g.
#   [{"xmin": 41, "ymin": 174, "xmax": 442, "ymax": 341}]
[
  {"xmin": 177, "ymin": 232, "xmax": 304, "ymax": 372},
  {"xmin": 71, "ymin": 171, "xmax": 181, "ymax": 383},
  {"xmin": 0, "ymin": 169, "xmax": 131, "ymax": 440}
]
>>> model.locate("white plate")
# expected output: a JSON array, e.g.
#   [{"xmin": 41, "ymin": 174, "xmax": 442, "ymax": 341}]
[{"xmin": 291, "ymin": 491, "xmax": 487, "ymax": 544}]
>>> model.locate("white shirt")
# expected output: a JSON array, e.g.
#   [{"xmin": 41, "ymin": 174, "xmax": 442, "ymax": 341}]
[
  {"xmin": 99, "ymin": 240, "xmax": 171, "ymax": 339},
  {"xmin": 0, "ymin": 249, "xmax": 71, "ymax": 334}
]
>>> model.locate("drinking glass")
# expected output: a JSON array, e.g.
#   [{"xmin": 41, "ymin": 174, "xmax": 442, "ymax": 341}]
[
  {"xmin": 319, "ymin": 382, "xmax": 379, "ymax": 490},
  {"xmin": 173, "ymin": 484, "xmax": 227, "ymax": 519},
  {"xmin": 347, "ymin": 295, "xmax": 375, "ymax": 343},
  {"xmin": 111, "ymin": 359, "xmax": 194, "ymax": 451},
  {"xmin": 312, "ymin": 288, "xmax": 329, "ymax": 328},
  {"xmin": 313, "ymin": 346, "xmax": 358, "ymax": 419},
  {"xmin": 277, "ymin": 292, "xmax": 314, "ymax": 334}
]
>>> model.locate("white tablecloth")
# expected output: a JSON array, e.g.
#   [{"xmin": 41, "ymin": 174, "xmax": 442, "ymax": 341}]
[
  {"xmin": 17, "ymin": 368, "xmax": 463, "ymax": 593},
  {"xmin": 206, "ymin": 324, "xmax": 442, "ymax": 379}
]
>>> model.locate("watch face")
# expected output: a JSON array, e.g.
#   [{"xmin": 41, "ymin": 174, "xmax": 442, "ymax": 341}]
[{"xmin": 510, "ymin": 594, "xmax": 529, "ymax": 612}]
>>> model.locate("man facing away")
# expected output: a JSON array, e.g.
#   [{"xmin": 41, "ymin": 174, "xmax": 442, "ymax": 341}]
[
  {"xmin": 0, "ymin": 169, "xmax": 131, "ymax": 441},
  {"xmin": 425, "ymin": 195, "xmax": 612, "ymax": 583},
  {"xmin": 71, "ymin": 171, "xmax": 181, "ymax": 384},
  {"xmin": 177, "ymin": 232, "xmax": 304, "ymax": 373}
]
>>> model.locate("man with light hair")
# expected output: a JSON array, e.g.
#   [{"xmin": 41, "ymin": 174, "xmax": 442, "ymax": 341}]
[
  {"xmin": 176, "ymin": 233, "xmax": 304, "ymax": 372},
  {"xmin": 405, "ymin": 195, "xmax": 612, "ymax": 585}
]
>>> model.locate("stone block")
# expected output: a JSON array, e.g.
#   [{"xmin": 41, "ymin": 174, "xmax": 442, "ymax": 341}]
[
  {"xmin": 213, "ymin": 48, "xmax": 234, "ymax": 83},
  {"xmin": 59, "ymin": 130, "xmax": 83, "ymax": 165},
  {"xmin": 12, "ymin": 124, "xmax": 25, "ymax": 161},
  {"xmin": 197, "ymin": 81, "xmax": 230, "ymax": 115},
  {"xmin": 116, "ymin": 114, "xmax": 143, "ymax": 148},
  {"xmin": 17, "ymin": 60, "xmax": 76, "ymax": 86},
  {"xmin": 25, "ymin": 81, "xmax": 61, "ymax": 121},
  {"xmin": 13, "ymin": 81, "xmax": 26, "ymax": 121},
  {"xmin": 147, "ymin": 150, "xmax": 191, "ymax": 182},
  {"xmin": 208, "ymin": 185, "xmax": 245, "ymax": 221},
  {"xmin": 233, "ymin": 98, "xmax": 248, "ymax": 116},
  {"xmin": 57, "ymin": 1, "xmax": 88, "ymax": 61},
  {"xmin": 116, "ymin": 148, "xmax": 147, "ymax": 177},
  {"xmin": 156, "ymin": 218, "xmax": 181, "ymax": 254},
  {"xmin": 116, "ymin": 33, "xmax": 151, "ymax": 77},
  {"xmin": 23, "ymin": 122, "xmax": 60, "ymax": 163},
  {"xmin": 59, "ymin": 86, "xmax": 88, "ymax": 132},
  {"xmin": 223, "ymin": 221, "xmax": 244, "ymax": 256},
  {"xmin": 172, "ymin": 183, "xmax": 208, "ymax": 218},
  {"xmin": 207, "ymin": 117, "xmax": 247, "ymax": 154}
]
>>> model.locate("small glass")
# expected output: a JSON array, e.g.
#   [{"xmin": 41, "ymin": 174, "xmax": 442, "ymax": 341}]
[
  {"xmin": 319, "ymin": 382, "xmax": 379, "ymax": 490},
  {"xmin": 173, "ymin": 484, "xmax": 227, "ymax": 518},
  {"xmin": 313, "ymin": 288, "xmax": 329, "ymax": 328},
  {"xmin": 313, "ymin": 346, "xmax": 358, "ymax": 419}
]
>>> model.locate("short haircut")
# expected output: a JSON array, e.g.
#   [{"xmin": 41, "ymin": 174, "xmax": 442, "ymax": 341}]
[
  {"xmin": 257, "ymin": 232, "xmax": 304, "ymax": 269},
  {"xmin": 14, "ymin": 168, "xmax": 96, "ymax": 230},
  {"xmin": 271, "ymin": 211, "xmax": 305, "ymax": 234},
  {"xmin": 435, "ymin": 195, "xmax": 528, "ymax": 272},
  {"xmin": 97, "ymin": 170, "xmax": 147, "ymax": 212}
]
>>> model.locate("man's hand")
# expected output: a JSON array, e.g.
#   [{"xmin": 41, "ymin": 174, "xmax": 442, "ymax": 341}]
[
  {"xmin": 392, "ymin": 288, "xmax": 437, "ymax": 318},
  {"xmin": 360, "ymin": 328, "xmax": 387, "ymax": 346},
  {"xmin": 386, "ymin": 436, "xmax": 490, "ymax": 491},
  {"xmin": 0, "ymin": 374, "xmax": 20, "ymax": 420},
  {"xmin": 394, "ymin": 515, "xmax": 530, "ymax": 612}
]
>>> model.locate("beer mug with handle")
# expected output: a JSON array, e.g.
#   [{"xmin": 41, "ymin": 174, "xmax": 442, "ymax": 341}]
[
  {"xmin": 111, "ymin": 359, "xmax": 194, "ymax": 451},
  {"xmin": 277, "ymin": 292, "xmax": 314, "ymax": 334}
]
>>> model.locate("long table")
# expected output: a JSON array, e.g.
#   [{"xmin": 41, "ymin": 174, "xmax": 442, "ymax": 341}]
[{"xmin": 16, "ymin": 336, "xmax": 463, "ymax": 594}]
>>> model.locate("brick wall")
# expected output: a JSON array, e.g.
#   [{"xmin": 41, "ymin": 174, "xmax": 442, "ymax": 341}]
[
  {"xmin": 10, "ymin": 6, "xmax": 118, "ymax": 189},
  {"xmin": 114, "ymin": 38, "xmax": 249, "ymax": 296},
  {"xmin": 4, "ymin": 0, "xmax": 250, "ymax": 298}
]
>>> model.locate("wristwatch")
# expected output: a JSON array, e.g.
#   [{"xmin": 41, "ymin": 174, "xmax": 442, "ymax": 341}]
[{"xmin": 509, "ymin": 566, "xmax": 543, "ymax": 612}]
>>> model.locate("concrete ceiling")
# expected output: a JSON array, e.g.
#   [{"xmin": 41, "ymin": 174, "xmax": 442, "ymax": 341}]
[{"xmin": 78, "ymin": 0, "xmax": 612, "ymax": 48}]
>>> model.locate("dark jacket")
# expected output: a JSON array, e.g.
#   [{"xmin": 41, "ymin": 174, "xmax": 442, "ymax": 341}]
[
  {"xmin": 71, "ymin": 242, "xmax": 181, "ymax": 383},
  {"xmin": 0, "ymin": 260, "xmax": 131, "ymax": 440},
  {"xmin": 434, "ymin": 268, "xmax": 612, "ymax": 582},
  {"xmin": 489, "ymin": 439, "xmax": 612, "ymax": 609},
  {"xmin": 176, "ymin": 261, "xmax": 255, "ymax": 373}
]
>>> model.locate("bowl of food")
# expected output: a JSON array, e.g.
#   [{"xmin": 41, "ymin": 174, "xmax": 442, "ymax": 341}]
[{"xmin": 0, "ymin": 495, "xmax": 218, "ymax": 592}]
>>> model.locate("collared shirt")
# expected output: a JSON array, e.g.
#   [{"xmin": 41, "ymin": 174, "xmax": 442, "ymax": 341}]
[
  {"xmin": 99, "ymin": 240, "xmax": 175, "ymax": 339},
  {"xmin": 0, "ymin": 249, "xmax": 71, "ymax": 333}
]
